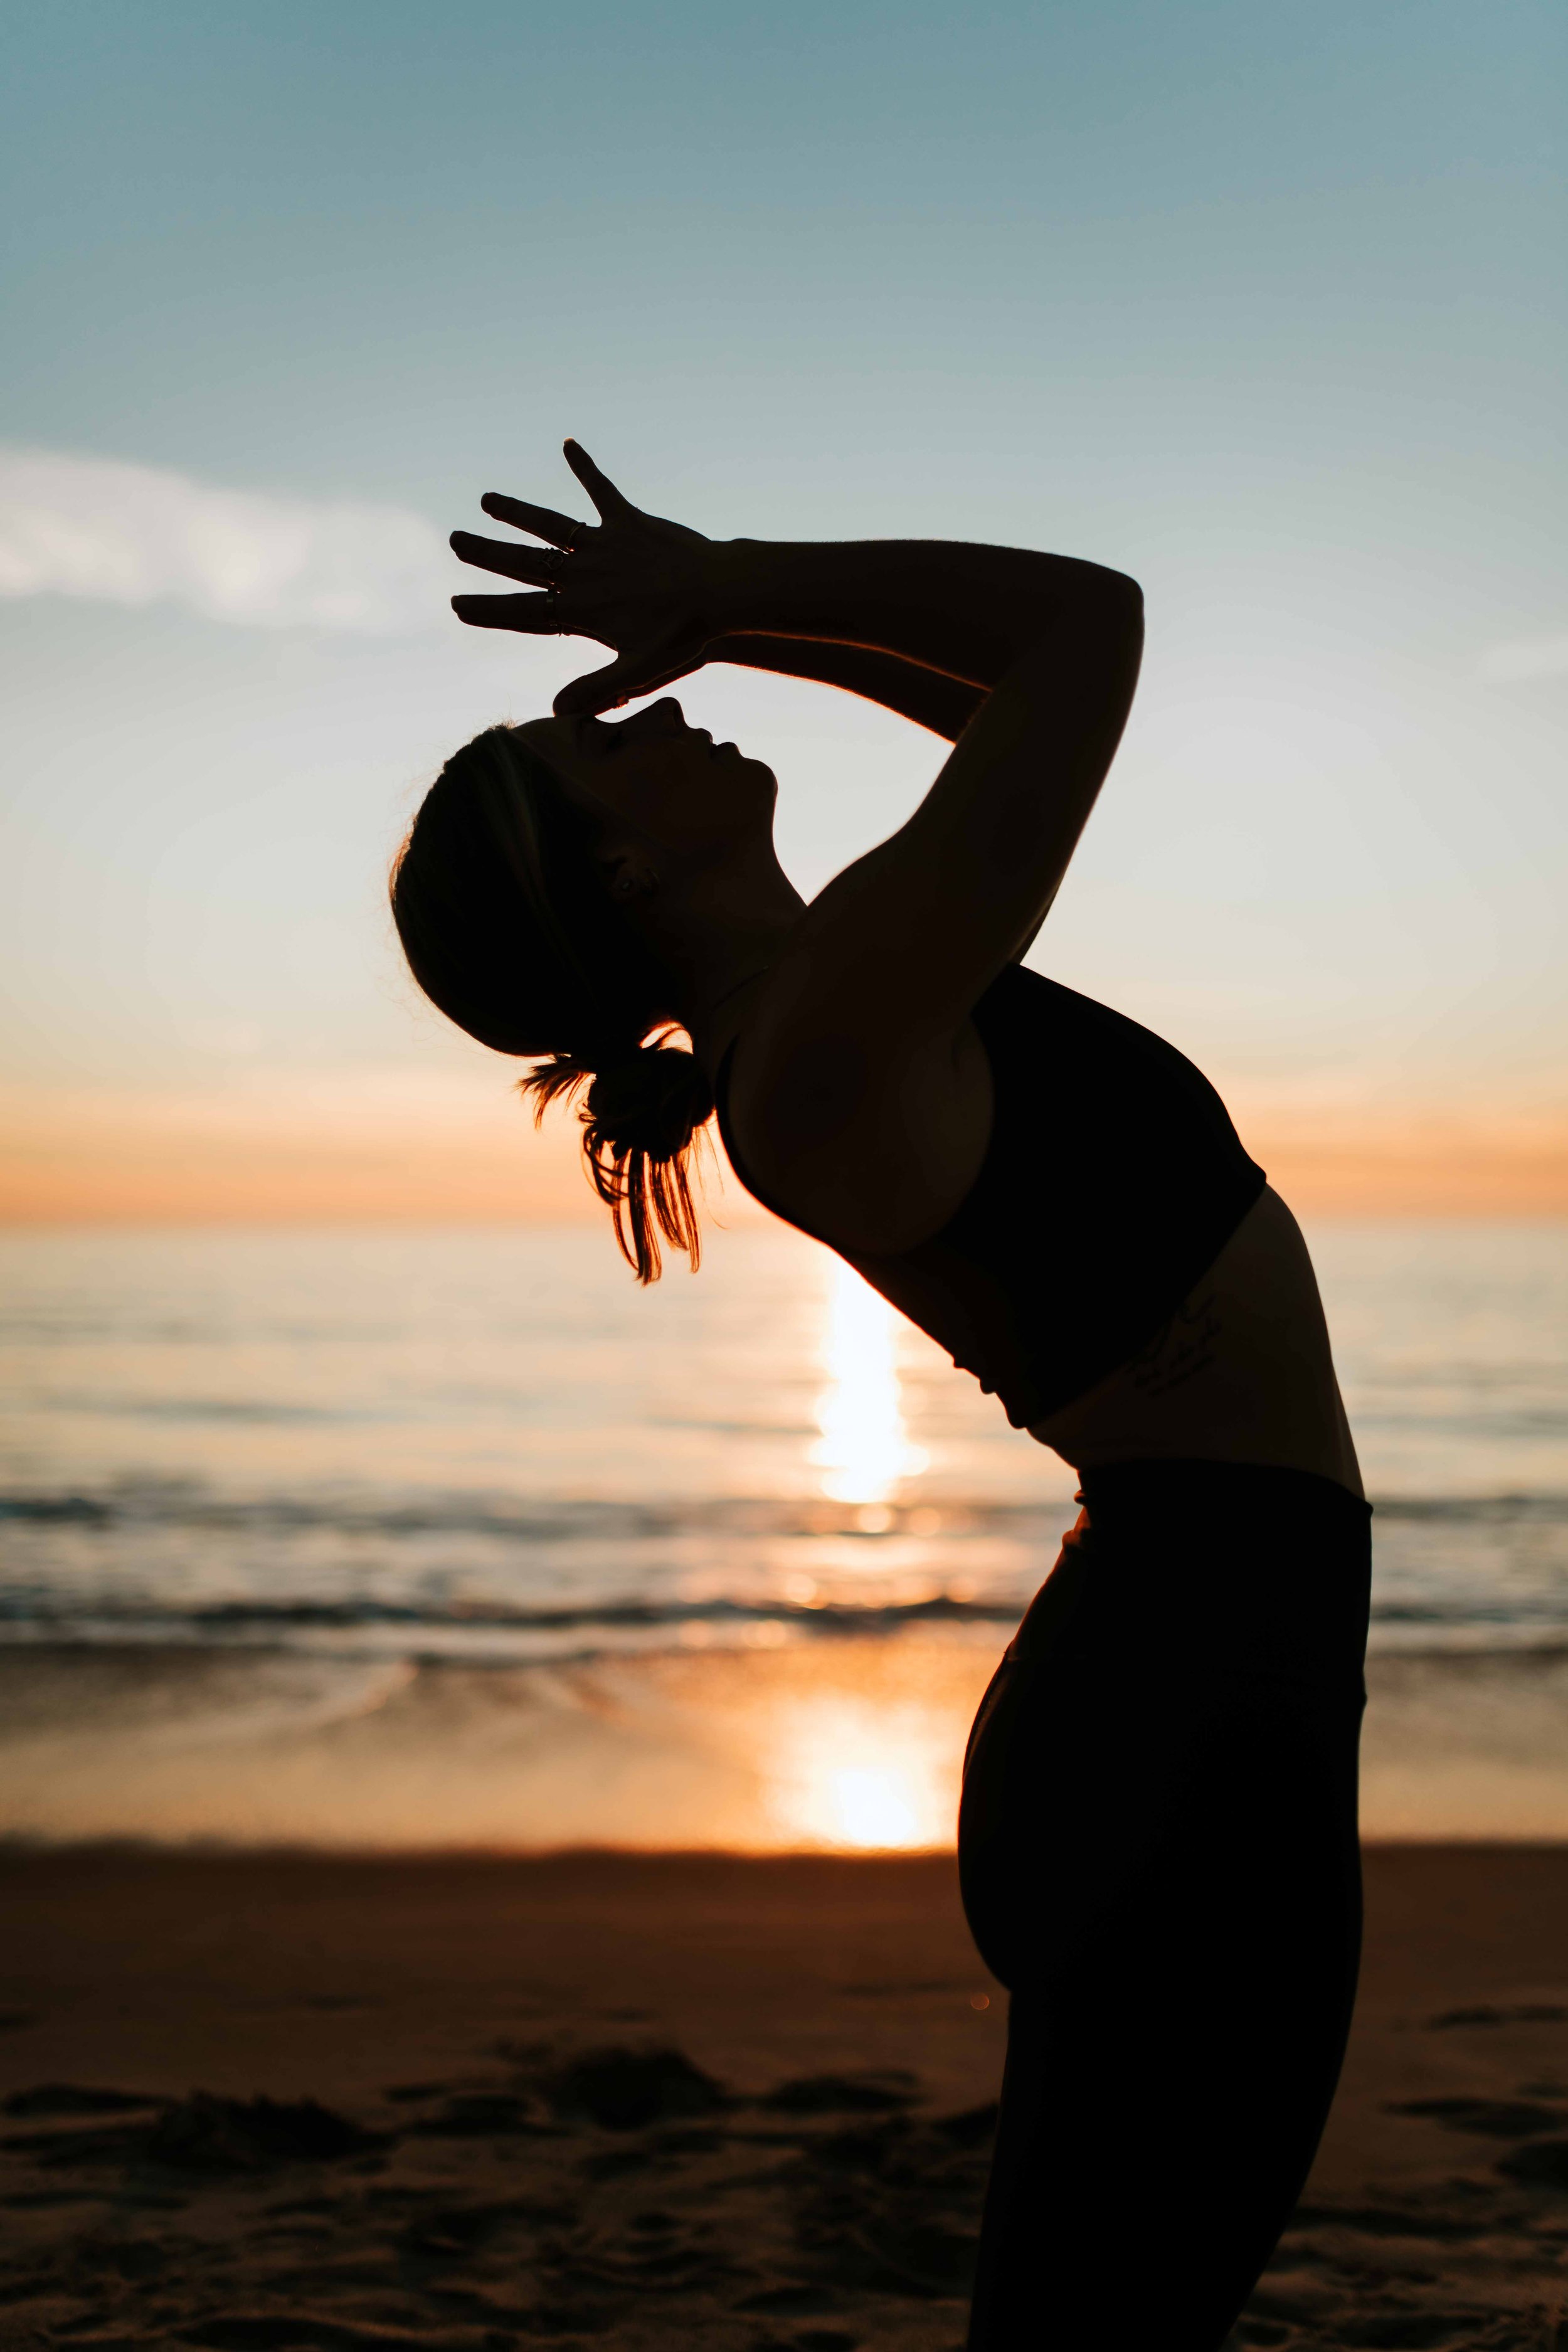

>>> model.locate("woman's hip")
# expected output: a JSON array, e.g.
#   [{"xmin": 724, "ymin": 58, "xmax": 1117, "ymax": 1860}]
[{"xmin": 957, "ymin": 1458, "xmax": 1371, "ymax": 1988}]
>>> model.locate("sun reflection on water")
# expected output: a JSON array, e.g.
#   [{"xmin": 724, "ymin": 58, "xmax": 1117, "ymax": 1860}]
[
  {"xmin": 812, "ymin": 1260, "xmax": 928, "ymax": 1506},
  {"xmin": 765, "ymin": 1692, "xmax": 956, "ymax": 1850}
]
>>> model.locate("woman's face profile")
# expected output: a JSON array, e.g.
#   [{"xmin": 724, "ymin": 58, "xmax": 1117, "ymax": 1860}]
[{"xmin": 514, "ymin": 700, "xmax": 776, "ymax": 868}]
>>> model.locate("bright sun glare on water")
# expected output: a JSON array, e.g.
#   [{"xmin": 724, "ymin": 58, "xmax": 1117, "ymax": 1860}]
[
  {"xmin": 812, "ymin": 1260, "xmax": 928, "ymax": 1508},
  {"xmin": 765, "ymin": 1695, "xmax": 956, "ymax": 1851},
  {"xmin": 760, "ymin": 1268, "xmax": 952, "ymax": 1848}
]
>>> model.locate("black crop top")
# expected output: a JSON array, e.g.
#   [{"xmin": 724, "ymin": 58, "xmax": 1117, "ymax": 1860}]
[{"xmin": 715, "ymin": 963, "xmax": 1268, "ymax": 1429}]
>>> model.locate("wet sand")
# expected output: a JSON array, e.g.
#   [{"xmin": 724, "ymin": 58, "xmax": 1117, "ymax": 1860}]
[
  {"xmin": 1, "ymin": 1845, "xmax": 1565, "ymax": 2350},
  {"xmin": 7, "ymin": 1642, "xmax": 1568, "ymax": 1853}
]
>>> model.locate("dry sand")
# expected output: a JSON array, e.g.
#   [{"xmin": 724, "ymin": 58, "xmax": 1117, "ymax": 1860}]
[{"xmin": 1, "ymin": 1845, "xmax": 1565, "ymax": 2351}]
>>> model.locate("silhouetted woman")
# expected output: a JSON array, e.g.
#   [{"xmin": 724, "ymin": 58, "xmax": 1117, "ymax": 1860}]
[{"xmin": 391, "ymin": 443, "xmax": 1370, "ymax": 2352}]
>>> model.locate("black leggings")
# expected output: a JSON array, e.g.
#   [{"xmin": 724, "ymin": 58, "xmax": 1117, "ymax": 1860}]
[{"xmin": 958, "ymin": 1459, "xmax": 1372, "ymax": 2352}]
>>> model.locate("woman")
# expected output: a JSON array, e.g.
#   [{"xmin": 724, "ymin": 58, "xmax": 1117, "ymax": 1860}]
[{"xmin": 392, "ymin": 443, "xmax": 1371, "ymax": 2352}]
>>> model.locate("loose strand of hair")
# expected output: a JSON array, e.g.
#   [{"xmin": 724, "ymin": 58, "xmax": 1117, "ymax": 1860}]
[
  {"xmin": 517, "ymin": 1051, "xmax": 709, "ymax": 1282},
  {"xmin": 587, "ymin": 1131, "xmax": 708, "ymax": 1284},
  {"xmin": 517, "ymin": 1053, "xmax": 591, "ymax": 1126}
]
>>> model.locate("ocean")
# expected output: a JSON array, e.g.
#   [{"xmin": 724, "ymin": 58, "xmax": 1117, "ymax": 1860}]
[{"xmin": 2, "ymin": 1221, "xmax": 1565, "ymax": 1850}]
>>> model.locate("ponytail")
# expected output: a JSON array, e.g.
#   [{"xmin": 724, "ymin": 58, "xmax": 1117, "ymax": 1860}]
[
  {"xmin": 522, "ymin": 1030, "xmax": 714, "ymax": 1282},
  {"xmin": 390, "ymin": 725, "xmax": 712, "ymax": 1281}
]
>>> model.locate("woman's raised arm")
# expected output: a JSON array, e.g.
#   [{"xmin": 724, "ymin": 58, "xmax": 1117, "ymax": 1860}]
[
  {"xmin": 450, "ymin": 443, "xmax": 1142, "ymax": 1020},
  {"xmin": 696, "ymin": 535, "xmax": 1136, "ymax": 697},
  {"xmin": 449, "ymin": 442, "xmax": 1136, "ymax": 725},
  {"xmin": 705, "ymin": 633, "xmax": 983, "ymax": 740}
]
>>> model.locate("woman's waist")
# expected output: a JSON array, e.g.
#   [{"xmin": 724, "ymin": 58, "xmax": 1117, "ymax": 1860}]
[
  {"xmin": 1026, "ymin": 1187, "xmax": 1364, "ymax": 1496},
  {"xmin": 1033, "ymin": 1391, "xmax": 1364, "ymax": 1496},
  {"xmin": 1010, "ymin": 1459, "xmax": 1372, "ymax": 1688}
]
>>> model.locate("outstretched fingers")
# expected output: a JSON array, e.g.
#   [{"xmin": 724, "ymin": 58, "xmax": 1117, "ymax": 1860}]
[
  {"xmin": 562, "ymin": 438, "xmax": 633, "ymax": 520},
  {"xmin": 450, "ymin": 530, "xmax": 561, "ymax": 585},
  {"xmin": 451, "ymin": 445, "xmax": 640, "ymax": 647},
  {"xmin": 465, "ymin": 444, "xmax": 630, "ymax": 558},
  {"xmin": 478, "ymin": 492, "xmax": 586, "ymax": 546},
  {"xmin": 451, "ymin": 592, "xmax": 563, "ymax": 633}
]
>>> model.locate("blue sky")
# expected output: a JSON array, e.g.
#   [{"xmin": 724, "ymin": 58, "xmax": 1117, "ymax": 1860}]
[{"xmin": 1, "ymin": 0, "xmax": 1564, "ymax": 1213}]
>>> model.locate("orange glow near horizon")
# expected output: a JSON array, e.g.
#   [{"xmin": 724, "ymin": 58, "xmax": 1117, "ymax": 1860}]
[{"xmin": 1, "ymin": 1077, "xmax": 1566, "ymax": 1224}]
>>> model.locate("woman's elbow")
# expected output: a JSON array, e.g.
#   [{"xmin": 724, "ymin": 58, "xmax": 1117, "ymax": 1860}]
[{"xmin": 1101, "ymin": 568, "xmax": 1144, "ymax": 625}]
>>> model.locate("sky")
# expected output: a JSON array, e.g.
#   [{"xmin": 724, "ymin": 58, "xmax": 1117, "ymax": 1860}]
[{"xmin": 1, "ymin": 0, "xmax": 1564, "ymax": 1221}]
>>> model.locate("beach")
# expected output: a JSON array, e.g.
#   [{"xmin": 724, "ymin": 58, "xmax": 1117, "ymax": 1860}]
[
  {"xmin": 2, "ymin": 1843, "xmax": 1565, "ymax": 2351},
  {"xmin": 3, "ymin": 1225, "xmax": 1566, "ymax": 2344}
]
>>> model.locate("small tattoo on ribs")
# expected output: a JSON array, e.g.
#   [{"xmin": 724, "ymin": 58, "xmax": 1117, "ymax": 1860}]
[{"xmin": 1128, "ymin": 1290, "xmax": 1224, "ymax": 1398}]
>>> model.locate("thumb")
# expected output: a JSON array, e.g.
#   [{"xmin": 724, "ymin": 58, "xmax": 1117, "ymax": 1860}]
[{"xmin": 553, "ymin": 624, "xmax": 707, "ymax": 716}]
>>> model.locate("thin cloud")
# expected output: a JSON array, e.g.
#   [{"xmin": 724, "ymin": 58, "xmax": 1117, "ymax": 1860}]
[
  {"xmin": 1478, "ymin": 633, "xmax": 1568, "ymax": 684},
  {"xmin": 0, "ymin": 445, "xmax": 450, "ymax": 633}
]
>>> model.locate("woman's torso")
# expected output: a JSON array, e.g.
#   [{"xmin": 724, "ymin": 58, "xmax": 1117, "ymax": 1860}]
[
  {"xmin": 1030, "ymin": 1184, "xmax": 1362, "ymax": 1493},
  {"xmin": 712, "ymin": 964, "xmax": 1362, "ymax": 1497}
]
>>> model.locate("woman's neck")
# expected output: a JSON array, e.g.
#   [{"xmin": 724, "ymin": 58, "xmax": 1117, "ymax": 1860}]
[
  {"xmin": 635, "ymin": 852, "xmax": 805, "ymax": 1046},
  {"xmin": 681, "ymin": 901, "xmax": 801, "ymax": 1043}
]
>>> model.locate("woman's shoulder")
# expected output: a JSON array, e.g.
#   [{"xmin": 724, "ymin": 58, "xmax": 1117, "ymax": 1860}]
[{"xmin": 707, "ymin": 973, "xmax": 997, "ymax": 1258}]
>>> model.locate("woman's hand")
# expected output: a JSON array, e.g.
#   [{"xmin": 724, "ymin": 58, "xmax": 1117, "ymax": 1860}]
[{"xmin": 450, "ymin": 442, "xmax": 720, "ymax": 714}]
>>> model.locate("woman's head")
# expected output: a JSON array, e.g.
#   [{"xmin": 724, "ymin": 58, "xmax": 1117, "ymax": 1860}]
[
  {"xmin": 391, "ymin": 704, "xmax": 770, "ymax": 1279},
  {"xmin": 512, "ymin": 697, "xmax": 778, "ymax": 887}
]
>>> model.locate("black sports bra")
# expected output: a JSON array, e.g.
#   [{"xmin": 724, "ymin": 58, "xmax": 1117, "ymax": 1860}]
[{"xmin": 714, "ymin": 963, "xmax": 1267, "ymax": 1428}]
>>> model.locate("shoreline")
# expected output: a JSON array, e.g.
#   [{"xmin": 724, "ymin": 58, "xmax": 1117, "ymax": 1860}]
[{"xmin": 5, "ymin": 1636, "xmax": 1568, "ymax": 1850}]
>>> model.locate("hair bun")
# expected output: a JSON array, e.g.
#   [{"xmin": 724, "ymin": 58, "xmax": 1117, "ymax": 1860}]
[{"xmin": 585, "ymin": 1038, "xmax": 714, "ymax": 1165}]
